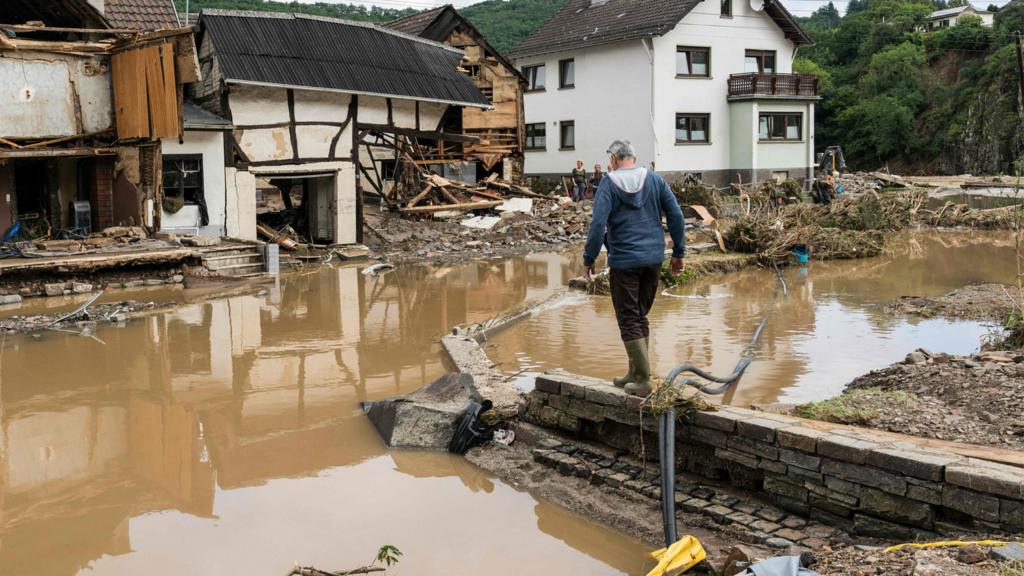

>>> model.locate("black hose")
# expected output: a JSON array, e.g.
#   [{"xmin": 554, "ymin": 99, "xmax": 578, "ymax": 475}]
[{"xmin": 658, "ymin": 408, "xmax": 678, "ymax": 548}]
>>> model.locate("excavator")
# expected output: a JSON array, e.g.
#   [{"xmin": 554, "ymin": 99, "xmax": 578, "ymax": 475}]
[{"xmin": 810, "ymin": 146, "xmax": 848, "ymax": 204}]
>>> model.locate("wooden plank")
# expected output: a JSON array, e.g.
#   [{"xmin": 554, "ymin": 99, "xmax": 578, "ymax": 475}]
[
  {"xmin": 155, "ymin": 43, "xmax": 180, "ymax": 138},
  {"xmin": 406, "ymin": 184, "xmax": 435, "ymax": 208},
  {"xmin": 113, "ymin": 48, "xmax": 150, "ymax": 139},
  {"xmin": 400, "ymin": 200, "xmax": 502, "ymax": 214},
  {"xmin": 144, "ymin": 45, "xmax": 164, "ymax": 137}
]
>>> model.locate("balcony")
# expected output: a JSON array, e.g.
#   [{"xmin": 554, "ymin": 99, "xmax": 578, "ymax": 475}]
[{"xmin": 727, "ymin": 73, "xmax": 820, "ymax": 100}]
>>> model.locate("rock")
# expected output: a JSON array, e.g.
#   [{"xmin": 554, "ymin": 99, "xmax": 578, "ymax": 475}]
[
  {"xmin": 956, "ymin": 544, "xmax": 986, "ymax": 564},
  {"xmin": 362, "ymin": 373, "xmax": 481, "ymax": 450},
  {"xmin": 180, "ymin": 235, "xmax": 220, "ymax": 247},
  {"xmin": 143, "ymin": 279, "xmax": 164, "ymax": 287},
  {"xmin": 765, "ymin": 537, "xmax": 792, "ymax": 549},
  {"xmin": 171, "ymin": 274, "xmax": 185, "ymax": 283},
  {"xmin": 718, "ymin": 545, "xmax": 758, "ymax": 576},
  {"xmin": 123, "ymin": 280, "xmax": 144, "ymax": 288},
  {"xmin": 71, "ymin": 282, "xmax": 93, "ymax": 294},
  {"xmin": 44, "ymin": 283, "xmax": 66, "ymax": 297},
  {"xmin": 991, "ymin": 542, "xmax": 1024, "ymax": 562},
  {"xmin": 905, "ymin": 351, "xmax": 928, "ymax": 365},
  {"xmin": 0, "ymin": 294, "xmax": 22, "ymax": 305}
]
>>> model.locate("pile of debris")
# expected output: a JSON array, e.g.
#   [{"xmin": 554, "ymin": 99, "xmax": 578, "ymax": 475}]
[
  {"xmin": 723, "ymin": 189, "xmax": 926, "ymax": 261},
  {"xmin": 395, "ymin": 171, "xmax": 549, "ymax": 218},
  {"xmin": 923, "ymin": 202, "xmax": 1021, "ymax": 229}
]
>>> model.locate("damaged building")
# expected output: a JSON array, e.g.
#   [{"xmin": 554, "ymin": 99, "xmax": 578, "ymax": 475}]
[
  {"xmin": 0, "ymin": 0, "xmax": 195, "ymax": 241},
  {"xmin": 387, "ymin": 5, "xmax": 527, "ymax": 181},
  {"xmin": 184, "ymin": 10, "xmax": 492, "ymax": 245}
]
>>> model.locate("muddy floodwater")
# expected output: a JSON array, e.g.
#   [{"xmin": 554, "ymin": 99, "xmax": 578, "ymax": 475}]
[
  {"xmin": 489, "ymin": 230, "xmax": 1016, "ymax": 406},
  {"xmin": 0, "ymin": 229, "xmax": 1013, "ymax": 576},
  {"xmin": 0, "ymin": 260, "xmax": 651, "ymax": 576}
]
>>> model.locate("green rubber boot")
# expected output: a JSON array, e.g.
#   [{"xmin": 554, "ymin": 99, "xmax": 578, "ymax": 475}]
[
  {"xmin": 612, "ymin": 338, "xmax": 647, "ymax": 387},
  {"xmin": 624, "ymin": 338, "xmax": 653, "ymax": 397}
]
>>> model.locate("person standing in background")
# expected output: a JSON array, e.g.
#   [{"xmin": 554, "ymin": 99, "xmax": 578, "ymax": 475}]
[
  {"xmin": 590, "ymin": 164, "xmax": 604, "ymax": 199},
  {"xmin": 570, "ymin": 160, "xmax": 587, "ymax": 202}
]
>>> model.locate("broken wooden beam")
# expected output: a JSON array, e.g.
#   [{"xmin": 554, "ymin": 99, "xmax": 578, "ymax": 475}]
[{"xmin": 400, "ymin": 200, "xmax": 503, "ymax": 214}]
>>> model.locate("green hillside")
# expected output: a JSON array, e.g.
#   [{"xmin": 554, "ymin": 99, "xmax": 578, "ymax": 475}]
[{"xmin": 461, "ymin": 0, "xmax": 570, "ymax": 52}]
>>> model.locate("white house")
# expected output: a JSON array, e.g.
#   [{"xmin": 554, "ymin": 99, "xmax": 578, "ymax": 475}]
[
  {"xmin": 924, "ymin": 5, "xmax": 995, "ymax": 31},
  {"xmin": 175, "ymin": 10, "xmax": 490, "ymax": 244},
  {"xmin": 509, "ymin": 0, "xmax": 819, "ymax": 187}
]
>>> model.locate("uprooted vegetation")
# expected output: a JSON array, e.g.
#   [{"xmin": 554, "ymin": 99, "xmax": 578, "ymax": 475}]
[
  {"xmin": 794, "ymin": 388, "xmax": 916, "ymax": 426},
  {"xmin": 722, "ymin": 189, "xmax": 926, "ymax": 261}
]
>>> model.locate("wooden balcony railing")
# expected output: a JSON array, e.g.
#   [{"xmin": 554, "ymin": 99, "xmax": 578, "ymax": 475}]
[{"xmin": 727, "ymin": 73, "xmax": 819, "ymax": 98}]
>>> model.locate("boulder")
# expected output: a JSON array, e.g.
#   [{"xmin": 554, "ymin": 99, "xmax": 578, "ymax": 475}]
[{"xmin": 363, "ymin": 373, "xmax": 481, "ymax": 450}]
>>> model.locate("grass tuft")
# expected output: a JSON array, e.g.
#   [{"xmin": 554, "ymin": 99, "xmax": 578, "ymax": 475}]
[{"xmin": 794, "ymin": 388, "xmax": 916, "ymax": 425}]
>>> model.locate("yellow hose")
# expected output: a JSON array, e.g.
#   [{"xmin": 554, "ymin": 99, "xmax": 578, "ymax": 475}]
[{"xmin": 884, "ymin": 540, "xmax": 1011, "ymax": 553}]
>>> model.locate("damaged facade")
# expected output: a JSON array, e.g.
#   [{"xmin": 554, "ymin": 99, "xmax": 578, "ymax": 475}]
[
  {"xmin": 387, "ymin": 5, "xmax": 528, "ymax": 182},
  {"xmin": 510, "ymin": 0, "xmax": 819, "ymax": 187},
  {"xmin": 0, "ymin": 0, "xmax": 195, "ymax": 240},
  {"xmin": 185, "ymin": 10, "xmax": 491, "ymax": 245}
]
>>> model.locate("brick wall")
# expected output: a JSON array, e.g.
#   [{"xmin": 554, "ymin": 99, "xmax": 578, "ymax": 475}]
[
  {"xmin": 92, "ymin": 157, "xmax": 115, "ymax": 230},
  {"xmin": 524, "ymin": 370, "xmax": 1024, "ymax": 537}
]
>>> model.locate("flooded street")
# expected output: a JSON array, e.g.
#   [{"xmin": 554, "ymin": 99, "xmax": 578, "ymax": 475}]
[
  {"xmin": 0, "ymin": 229, "xmax": 1015, "ymax": 575},
  {"xmin": 0, "ymin": 259, "xmax": 649, "ymax": 576},
  {"xmin": 490, "ymin": 230, "xmax": 1016, "ymax": 406}
]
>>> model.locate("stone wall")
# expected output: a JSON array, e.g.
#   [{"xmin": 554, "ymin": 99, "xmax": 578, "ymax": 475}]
[{"xmin": 524, "ymin": 370, "xmax": 1024, "ymax": 537}]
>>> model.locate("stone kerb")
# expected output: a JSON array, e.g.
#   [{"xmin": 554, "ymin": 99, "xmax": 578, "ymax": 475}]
[{"xmin": 524, "ymin": 371, "xmax": 1024, "ymax": 536}]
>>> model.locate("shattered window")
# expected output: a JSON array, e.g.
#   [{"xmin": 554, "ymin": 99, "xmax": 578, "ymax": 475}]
[{"xmin": 163, "ymin": 156, "xmax": 204, "ymax": 204}]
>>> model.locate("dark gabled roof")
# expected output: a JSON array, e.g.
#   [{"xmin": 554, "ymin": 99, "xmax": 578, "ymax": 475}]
[
  {"xmin": 509, "ymin": 0, "xmax": 811, "ymax": 59},
  {"xmin": 385, "ymin": 4, "xmax": 526, "ymax": 84},
  {"xmin": 104, "ymin": 0, "xmax": 180, "ymax": 30},
  {"xmin": 386, "ymin": 6, "xmax": 446, "ymax": 37},
  {"xmin": 2, "ymin": 0, "xmax": 108, "ymax": 28},
  {"xmin": 200, "ymin": 10, "xmax": 491, "ymax": 108}
]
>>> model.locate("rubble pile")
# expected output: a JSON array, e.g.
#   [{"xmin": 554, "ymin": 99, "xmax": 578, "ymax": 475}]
[
  {"xmin": 723, "ymin": 189, "xmax": 926, "ymax": 261},
  {"xmin": 924, "ymin": 202, "xmax": 1021, "ymax": 229}
]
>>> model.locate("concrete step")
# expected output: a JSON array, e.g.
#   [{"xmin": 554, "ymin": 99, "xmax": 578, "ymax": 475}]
[
  {"xmin": 203, "ymin": 253, "xmax": 264, "ymax": 269},
  {"xmin": 212, "ymin": 263, "xmax": 266, "ymax": 276}
]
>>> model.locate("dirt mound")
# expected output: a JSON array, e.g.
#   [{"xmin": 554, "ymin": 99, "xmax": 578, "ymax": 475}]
[
  {"xmin": 812, "ymin": 546, "xmax": 1003, "ymax": 576},
  {"xmin": 888, "ymin": 283, "xmax": 1019, "ymax": 322},
  {"xmin": 795, "ymin": 349, "xmax": 1024, "ymax": 450}
]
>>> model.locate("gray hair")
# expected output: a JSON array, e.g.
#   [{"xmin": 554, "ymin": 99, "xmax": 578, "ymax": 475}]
[{"xmin": 606, "ymin": 140, "xmax": 637, "ymax": 161}]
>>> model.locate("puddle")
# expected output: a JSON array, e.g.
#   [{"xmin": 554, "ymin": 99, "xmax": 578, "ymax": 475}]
[
  {"xmin": 0, "ymin": 253, "xmax": 650, "ymax": 576},
  {"xmin": 488, "ymin": 230, "xmax": 1015, "ymax": 406}
]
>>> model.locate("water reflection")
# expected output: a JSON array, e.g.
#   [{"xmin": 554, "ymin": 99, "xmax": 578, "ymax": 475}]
[
  {"xmin": 0, "ymin": 254, "xmax": 646, "ymax": 576},
  {"xmin": 490, "ymin": 230, "xmax": 1014, "ymax": 406}
]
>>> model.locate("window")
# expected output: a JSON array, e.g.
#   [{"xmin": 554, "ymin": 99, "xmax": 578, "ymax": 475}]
[
  {"xmin": 675, "ymin": 114, "xmax": 710, "ymax": 143},
  {"xmin": 523, "ymin": 64, "xmax": 546, "ymax": 91},
  {"xmin": 525, "ymin": 123, "xmax": 546, "ymax": 150},
  {"xmin": 759, "ymin": 113, "xmax": 802, "ymax": 141},
  {"xmin": 560, "ymin": 120, "xmax": 575, "ymax": 150},
  {"xmin": 721, "ymin": 0, "xmax": 732, "ymax": 17},
  {"xmin": 676, "ymin": 47, "xmax": 710, "ymax": 77},
  {"xmin": 559, "ymin": 59, "xmax": 575, "ymax": 89},
  {"xmin": 745, "ymin": 50, "xmax": 777, "ymax": 74},
  {"xmin": 162, "ymin": 155, "xmax": 204, "ymax": 204}
]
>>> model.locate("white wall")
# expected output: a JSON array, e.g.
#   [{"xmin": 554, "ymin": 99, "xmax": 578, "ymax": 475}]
[
  {"xmin": 517, "ymin": 41, "xmax": 653, "ymax": 175},
  {"xmin": 161, "ymin": 130, "xmax": 227, "ymax": 236},
  {"xmin": 652, "ymin": 0, "xmax": 796, "ymax": 174},
  {"xmin": 0, "ymin": 52, "xmax": 114, "ymax": 139},
  {"xmin": 755, "ymin": 101, "xmax": 815, "ymax": 175}
]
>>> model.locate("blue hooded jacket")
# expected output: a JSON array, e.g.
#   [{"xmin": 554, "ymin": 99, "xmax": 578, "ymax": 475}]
[{"xmin": 583, "ymin": 167, "xmax": 685, "ymax": 270}]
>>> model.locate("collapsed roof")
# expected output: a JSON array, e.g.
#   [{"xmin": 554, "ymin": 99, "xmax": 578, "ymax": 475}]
[{"xmin": 200, "ymin": 10, "xmax": 492, "ymax": 108}]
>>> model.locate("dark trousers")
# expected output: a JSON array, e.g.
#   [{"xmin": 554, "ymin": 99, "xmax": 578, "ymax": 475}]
[{"xmin": 609, "ymin": 264, "xmax": 660, "ymax": 342}]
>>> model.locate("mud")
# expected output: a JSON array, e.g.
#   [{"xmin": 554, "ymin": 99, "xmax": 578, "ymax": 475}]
[
  {"xmin": 889, "ymin": 283, "xmax": 1020, "ymax": 322},
  {"xmin": 811, "ymin": 546, "xmax": 1003, "ymax": 576},
  {"xmin": 793, "ymin": 349, "xmax": 1024, "ymax": 450}
]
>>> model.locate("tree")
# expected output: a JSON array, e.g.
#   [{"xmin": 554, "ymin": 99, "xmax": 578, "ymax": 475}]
[
  {"xmin": 987, "ymin": 4, "xmax": 1000, "ymax": 12},
  {"xmin": 847, "ymin": 0, "xmax": 870, "ymax": 15},
  {"xmin": 994, "ymin": 1, "xmax": 1024, "ymax": 44},
  {"xmin": 861, "ymin": 42, "xmax": 929, "ymax": 110},
  {"xmin": 836, "ymin": 95, "xmax": 917, "ymax": 162},
  {"xmin": 808, "ymin": 1, "xmax": 843, "ymax": 28},
  {"xmin": 794, "ymin": 57, "xmax": 835, "ymax": 92},
  {"xmin": 945, "ymin": 0, "xmax": 971, "ymax": 7}
]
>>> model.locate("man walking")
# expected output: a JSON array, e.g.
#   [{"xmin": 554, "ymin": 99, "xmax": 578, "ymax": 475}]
[{"xmin": 583, "ymin": 140, "xmax": 685, "ymax": 396}]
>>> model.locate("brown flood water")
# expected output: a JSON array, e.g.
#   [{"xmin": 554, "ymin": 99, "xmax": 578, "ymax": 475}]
[
  {"xmin": 0, "ymin": 259, "xmax": 651, "ymax": 576},
  {"xmin": 490, "ymin": 230, "xmax": 1016, "ymax": 406}
]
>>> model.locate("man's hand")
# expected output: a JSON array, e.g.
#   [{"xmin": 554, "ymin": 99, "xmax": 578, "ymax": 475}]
[
  {"xmin": 670, "ymin": 257, "xmax": 685, "ymax": 277},
  {"xmin": 583, "ymin": 265, "xmax": 595, "ymax": 283}
]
